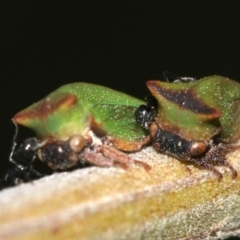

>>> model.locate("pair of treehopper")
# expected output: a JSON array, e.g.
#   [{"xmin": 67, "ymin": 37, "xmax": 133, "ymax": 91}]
[{"xmin": 5, "ymin": 75, "xmax": 240, "ymax": 186}]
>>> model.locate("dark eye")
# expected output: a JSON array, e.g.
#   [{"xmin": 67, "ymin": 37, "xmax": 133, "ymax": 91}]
[
  {"xmin": 135, "ymin": 105, "xmax": 156, "ymax": 129},
  {"xmin": 135, "ymin": 105, "xmax": 150, "ymax": 128},
  {"xmin": 189, "ymin": 141, "xmax": 208, "ymax": 156},
  {"xmin": 135, "ymin": 96, "xmax": 158, "ymax": 129}
]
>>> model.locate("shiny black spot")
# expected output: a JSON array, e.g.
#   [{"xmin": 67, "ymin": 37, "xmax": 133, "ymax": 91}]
[{"xmin": 135, "ymin": 96, "xmax": 158, "ymax": 129}]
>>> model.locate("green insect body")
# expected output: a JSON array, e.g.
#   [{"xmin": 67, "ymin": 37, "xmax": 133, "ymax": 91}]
[
  {"xmin": 136, "ymin": 75, "xmax": 240, "ymax": 179},
  {"xmin": 13, "ymin": 83, "xmax": 150, "ymax": 171}
]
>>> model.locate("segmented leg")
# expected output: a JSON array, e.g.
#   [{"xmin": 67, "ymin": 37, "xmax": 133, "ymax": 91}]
[
  {"xmin": 81, "ymin": 145, "xmax": 151, "ymax": 171},
  {"xmin": 187, "ymin": 143, "xmax": 238, "ymax": 180},
  {"xmin": 191, "ymin": 156, "xmax": 223, "ymax": 181},
  {"xmin": 98, "ymin": 145, "xmax": 151, "ymax": 170},
  {"xmin": 207, "ymin": 143, "xmax": 237, "ymax": 179}
]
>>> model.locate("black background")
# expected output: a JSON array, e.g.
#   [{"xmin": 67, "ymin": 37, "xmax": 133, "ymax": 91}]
[
  {"xmin": 1, "ymin": 2, "xmax": 240, "ymax": 171},
  {"xmin": 0, "ymin": 2, "xmax": 240, "ymax": 239}
]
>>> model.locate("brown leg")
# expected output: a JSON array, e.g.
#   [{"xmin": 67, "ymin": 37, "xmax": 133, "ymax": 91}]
[
  {"xmin": 192, "ymin": 157, "xmax": 223, "ymax": 181},
  {"xmin": 187, "ymin": 143, "xmax": 238, "ymax": 180},
  {"xmin": 98, "ymin": 145, "xmax": 151, "ymax": 171},
  {"xmin": 207, "ymin": 144, "xmax": 237, "ymax": 179},
  {"xmin": 80, "ymin": 150, "xmax": 118, "ymax": 168},
  {"xmin": 80, "ymin": 145, "xmax": 151, "ymax": 171}
]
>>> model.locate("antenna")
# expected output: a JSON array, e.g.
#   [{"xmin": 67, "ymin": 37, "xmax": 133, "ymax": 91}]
[{"xmin": 9, "ymin": 120, "xmax": 19, "ymax": 165}]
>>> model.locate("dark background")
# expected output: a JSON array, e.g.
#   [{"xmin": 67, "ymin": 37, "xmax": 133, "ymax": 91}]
[
  {"xmin": 1, "ymin": 2, "xmax": 240, "ymax": 170},
  {"xmin": 0, "ymin": 2, "xmax": 240, "ymax": 239}
]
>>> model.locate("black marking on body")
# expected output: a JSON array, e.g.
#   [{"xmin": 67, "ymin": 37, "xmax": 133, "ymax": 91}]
[
  {"xmin": 148, "ymin": 81, "xmax": 219, "ymax": 115},
  {"xmin": 153, "ymin": 127, "xmax": 192, "ymax": 159},
  {"xmin": 41, "ymin": 141, "xmax": 75, "ymax": 170}
]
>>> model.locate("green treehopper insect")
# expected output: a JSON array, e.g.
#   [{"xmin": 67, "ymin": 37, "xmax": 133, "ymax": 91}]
[
  {"xmin": 135, "ymin": 75, "xmax": 240, "ymax": 180},
  {"xmin": 10, "ymin": 82, "xmax": 150, "ymax": 181}
]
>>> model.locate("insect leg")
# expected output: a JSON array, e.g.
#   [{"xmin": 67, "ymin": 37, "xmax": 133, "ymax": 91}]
[{"xmin": 98, "ymin": 145, "xmax": 151, "ymax": 171}]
